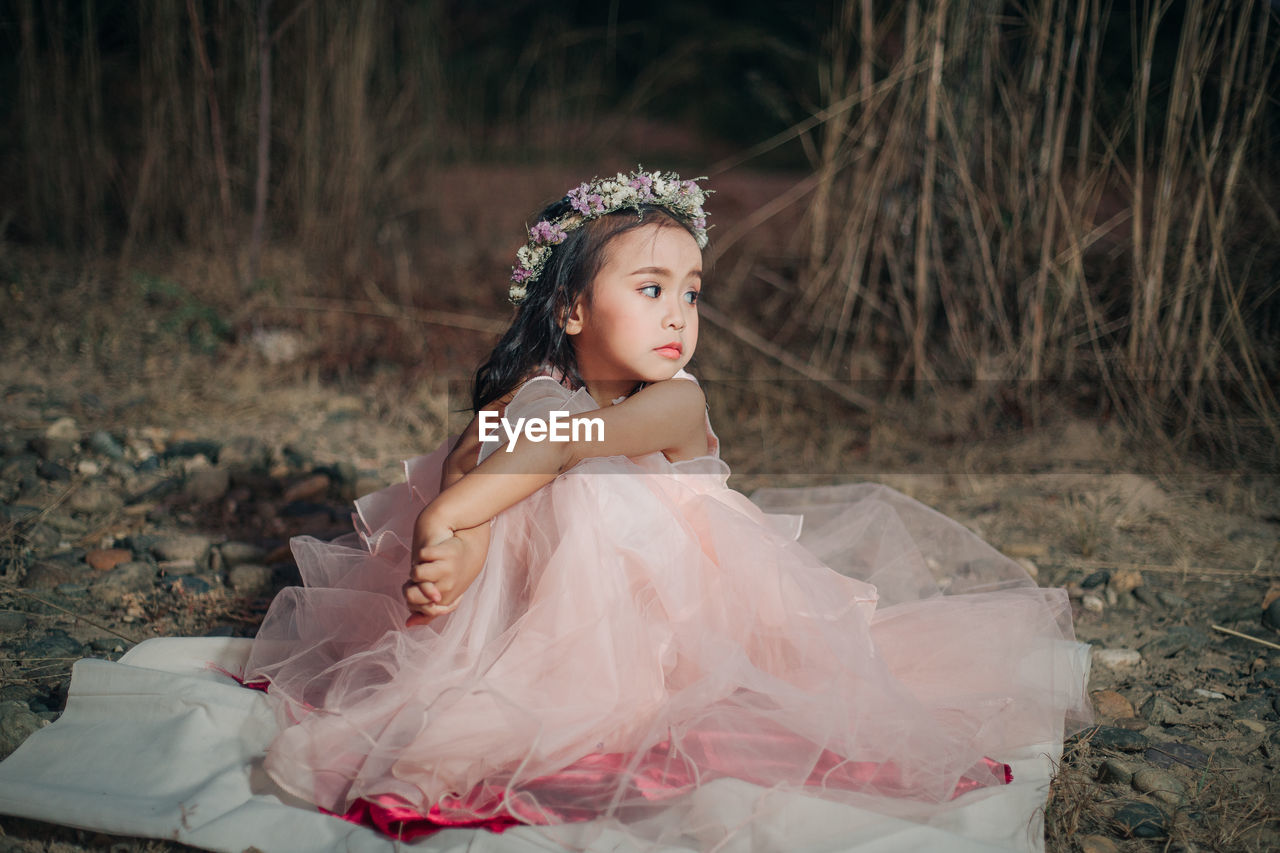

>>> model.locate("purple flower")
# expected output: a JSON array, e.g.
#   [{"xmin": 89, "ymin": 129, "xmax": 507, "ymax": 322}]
[
  {"xmin": 680, "ymin": 180, "xmax": 698, "ymax": 195},
  {"xmin": 692, "ymin": 217, "xmax": 707, "ymax": 231},
  {"xmin": 529, "ymin": 220, "xmax": 567, "ymax": 245},
  {"xmin": 511, "ymin": 267, "xmax": 534, "ymax": 283},
  {"xmin": 629, "ymin": 174, "xmax": 655, "ymax": 200},
  {"xmin": 567, "ymin": 184, "xmax": 605, "ymax": 215}
]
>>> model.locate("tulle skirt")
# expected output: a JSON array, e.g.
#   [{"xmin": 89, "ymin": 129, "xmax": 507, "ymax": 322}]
[{"xmin": 243, "ymin": 382, "xmax": 1090, "ymax": 847}]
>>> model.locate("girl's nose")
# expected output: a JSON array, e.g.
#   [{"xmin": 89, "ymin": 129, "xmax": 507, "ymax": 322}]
[{"xmin": 664, "ymin": 302, "xmax": 686, "ymax": 330}]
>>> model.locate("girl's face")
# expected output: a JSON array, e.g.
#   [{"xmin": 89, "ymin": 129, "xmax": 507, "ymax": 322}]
[{"xmin": 565, "ymin": 222, "xmax": 702, "ymax": 398}]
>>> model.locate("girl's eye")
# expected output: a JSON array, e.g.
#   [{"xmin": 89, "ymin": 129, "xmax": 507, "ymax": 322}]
[
  {"xmin": 640, "ymin": 284, "xmax": 660, "ymax": 298},
  {"xmin": 684, "ymin": 290, "xmax": 699, "ymax": 305}
]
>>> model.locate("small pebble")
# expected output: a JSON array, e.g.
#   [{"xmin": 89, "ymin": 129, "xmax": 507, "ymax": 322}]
[
  {"xmin": 1087, "ymin": 725, "xmax": 1150, "ymax": 751},
  {"xmin": 1264, "ymin": 598, "xmax": 1280, "ymax": 632},
  {"xmin": 1140, "ymin": 634, "xmax": 1189, "ymax": 659},
  {"xmin": 1092, "ymin": 690, "xmax": 1135, "ymax": 719},
  {"xmin": 150, "ymin": 532, "xmax": 215, "ymax": 563},
  {"xmin": 1113, "ymin": 801, "xmax": 1166, "ymax": 839},
  {"xmin": 0, "ymin": 611, "xmax": 28, "ymax": 635},
  {"xmin": 0, "ymin": 700, "xmax": 45, "ymax": 760},
  {"xmin": 1145, "ymin": 741, "xmax": 1209, "ymax": 769},
  {"xmin": 1078, "ymin": 835, "xmax": 1121, "ymax": 853},
  {"xmin": 1193, "ymin": 688, "xmax": 1227, "ymax": 700},
  {"xmin": 184, "ymin": 466, "xmax": 230, "ymax": 504},
  {"xmin": 1110, "ymin": 569, "xmax": 1143, "ymax": 594},
  {"xmin": 44, "ymin": 417, "xmax": 79, "ymax": 441},
  {"xmin": 89, "ymin": 561, "xmax": 157, "ymax": 604},
  {"xmin": 284, "ymin": 473, "xmax": 331, "ymax": 503},
  {"xmin": 168, "ymin": 575, "xmax": 212, "ymax": 595},
  {"xmin": 1140, "ymin": 694, "xmax": 1180, "ymax": 725},
  {"xmin": 1082, "ymin": 593, "xmax": 1105, "ymax": 613},
  {"xmin": 1082, "ymin": 569, "xmax": 1111, "ymax": 588},
  {"xmin": 88, "ymin": 430, "xmax": 125, "ymax": 459},
  {"xmin": 1133, "ymin": 586, "xmax": 1163, "ymax": 608},
  {"xmin": 1132, "ymin": 767, "xmax": 1185, "ymax": 805},
  {"xmin": 219, "ymin": 541, "xmax": 267, "ymax": 569},
  {"xmin": 1093, "ymin": 648, "xmax": 1142, "ymax": 669},
  {"xmin": 228, "ymin": 564, "xmax": 275, "ymax": 597},
  {"xmin": 85, "ymin": 548, "xmax": 132, "ymax": 572},
  {"xmin": 1097, "ymin": 757, "xmax": 1136, "ymax": 784}
]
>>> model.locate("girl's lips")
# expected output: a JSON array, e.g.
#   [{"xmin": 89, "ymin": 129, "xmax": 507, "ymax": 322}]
[{"xmin": 655, "ymin": 344, "xmax": 683, "ymax": 359}]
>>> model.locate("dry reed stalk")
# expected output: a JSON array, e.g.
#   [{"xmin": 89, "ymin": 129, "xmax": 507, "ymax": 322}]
[{"xmin": 777, "ymin": 0, "xmax": 1276, "ymax": 465}]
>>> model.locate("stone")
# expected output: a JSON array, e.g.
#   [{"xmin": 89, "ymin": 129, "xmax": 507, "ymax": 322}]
[
  {"xmin": 1082, "ymin": 569, "xmax": 1111, "ymax": 588},
  {"xmin": 85, "ymin": 548, "xmax": 132, "ymax": 572},
  {"xmin": 1082, "ymin": 593, "xmax": 1105, "ymax": 613},
  {"xmin": 1140, "ymin": 694, "xmax": 1180, "ymax": 725},
  {"xmin": 1145, "ymin": 741, "xmax": 1209, "ymax": 769},
  {"xmin": 89, "ymin": 561, "xmax": 157, "ymax": 604},
  {"xmin": 1264, "ymin": 598, "xmax": 1280, "ymax": 632},
  {"xmin": 1253, "ymin": 668, "xmax": 1280, "ymax": 688},
  {"xmin": 1157, "ymin": 590, "xmax": 1189, "ymax": 608},
  {"xmin": 228, "ymin": 564, "xmax": 275, "ymax": 598},
  {"xmin": 88, "ymin": 637, "xmax": 125, "ymax": 653},
  {"xmin": 1093, "ymin": 690, "xmax": 1135, "ymax": 719},
  {"xmin": 185, "ymin": 466, "xmax": 230, "ymax": 504},
  {"xmin": 219, "ymin": 541, "xmax": 267, "ymax": 570},
  {"xmin": 44, "ymin": 417, "xmax": 79, "ymax": 441},
  {"xmin": 1233, "ymin": 695, "xmax": 1279, "ymax": 720},
  {"xmin": 1133, "ymin": 586, "xmax": 1163, "ymax": 608},
  {"xmin": 20, "ymin": 560, "xmax": 88, "ymax": 590},
  {"xmin": 0, "ymin": 504, "xmax": 39, "ymax": 525},
  {"xmin": 1088, "ymin": 725, "xmax": 1150, "ymax": 751},
  {"xmin": 1132, "ymin": 767, "xmax": 1185, "ymax": 804},
  {"xmin": 284, "ymin": 473, "xmax": 330, "ymax": 503},
  {"xmin": 36, "ymin": 459, "xmax": 71, "ymax": 480},
  {"xmin": 1193, "ymin": 688, "xmax": 1227, "ymax": 700},
  {"xmin": 168, "ymin": 575, "xmax": 212, "ymax": 595},
  {"xmin": 1078, "ymin": 835, "xmax": 1121, "ymax": 853},
  {"xmin": 150, "ymin": 532, "xmax": 214, "ymax": 563},
  {"xmin": 1140, "ymin": 634, "xmax": 1189, "ymax": 660},
  {"xmin": 219, "ymin": 436, "xmax": 271, "ymax": 472},
  {"xmin": 163, "ymin": 439, "xmax": 222, "ymax": 462},
  {"xmin": 1097, "ymin": 757, "xmax": 1136, "ymax": 784},
  {"xmin": 1113, "ymin": 801, "xmax": 1166, "ymax": 839},
  {"xmin": 0, "ymin": 611, "xmax": 28, "ymax": 635},
  {"xmin": 24, "ymin": 630, "xmax": 85, "ymax": 659},
  {"xmin": 68, "ymin": 486, "xmax": 124, "ymax": 516},
  {"xmin": 1015, "ymin": 556, "xmax": 1039, "ymax": 580},
  {"xmin": 0, "ymin": 700, "xmax": 44, "ymax": 760},
  {"xmin": 88, "ymin": 430, "xmax": 125, "ymax": 459},
  {"xmin": 1110, "ymin": 569, "xmax": 1143, "ymax": 595},
  {"xmin": 1093, "ymin": 648, "xmax": 1142, "ymax": 669},
  {"xmin": 1002, "ymin": 542, "xmax": 1047, "ymax": 559}
]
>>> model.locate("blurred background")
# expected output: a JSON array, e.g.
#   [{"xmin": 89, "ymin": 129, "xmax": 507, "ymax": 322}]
[{"xmin": 2, "ymin": 0, "xmax": 1278, "ymax": 469}]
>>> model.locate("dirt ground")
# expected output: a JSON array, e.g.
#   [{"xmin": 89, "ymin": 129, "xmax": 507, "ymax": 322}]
[{"xmin": 0, "ymin": 291, "xmax": 1278, "ymax": 851}]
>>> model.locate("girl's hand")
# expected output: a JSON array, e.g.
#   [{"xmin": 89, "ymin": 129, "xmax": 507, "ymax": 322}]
[{"xmin": 404, "ymin": 508, "xmax": 489, "ymax": 626}]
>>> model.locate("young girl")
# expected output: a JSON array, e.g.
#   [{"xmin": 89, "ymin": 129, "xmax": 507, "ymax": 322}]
[{"xmin": 243, "ymin": 169, "xmax": 1091, "ymax": 849}]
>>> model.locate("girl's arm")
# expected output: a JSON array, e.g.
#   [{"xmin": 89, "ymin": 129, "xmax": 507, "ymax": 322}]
[
  {"xmin": 403, "ymin": 411, "xmax": 495, "ymax": 623},
  {"xmin": 417, "ymin": 378, "xmax": 707, "ymax": 546}
]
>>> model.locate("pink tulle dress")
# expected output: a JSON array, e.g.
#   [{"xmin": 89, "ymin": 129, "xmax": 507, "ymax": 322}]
[{"xmin": 242, "ymin": 372, "xmax": 1091, "ymax": 846}]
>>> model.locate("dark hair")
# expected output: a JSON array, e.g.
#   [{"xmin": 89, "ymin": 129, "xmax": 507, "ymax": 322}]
[{"xmin": 471, "ymin": 202, "xmax": 699, "ymax": 412}]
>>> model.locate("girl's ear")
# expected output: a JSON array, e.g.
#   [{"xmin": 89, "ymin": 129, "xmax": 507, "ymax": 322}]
[{"xmin": 563, "ymin": 299, "xmax": 585, "ymax": 336}]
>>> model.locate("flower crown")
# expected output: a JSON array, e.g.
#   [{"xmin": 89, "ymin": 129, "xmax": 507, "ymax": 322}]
[{"xmin": 508, "ymin": 168, "xmax": 711, "ymax": 304}]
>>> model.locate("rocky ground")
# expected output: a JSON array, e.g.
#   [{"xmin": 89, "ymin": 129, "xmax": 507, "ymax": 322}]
[{"xmin": 0, "ymin": 349, "xmax": 1277, "ymax": 852}]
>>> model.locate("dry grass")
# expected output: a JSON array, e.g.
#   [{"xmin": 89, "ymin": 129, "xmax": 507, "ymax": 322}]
[{"xmin": 759, "ymin": 0, "xmax": 1280, "ymax": 469}]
